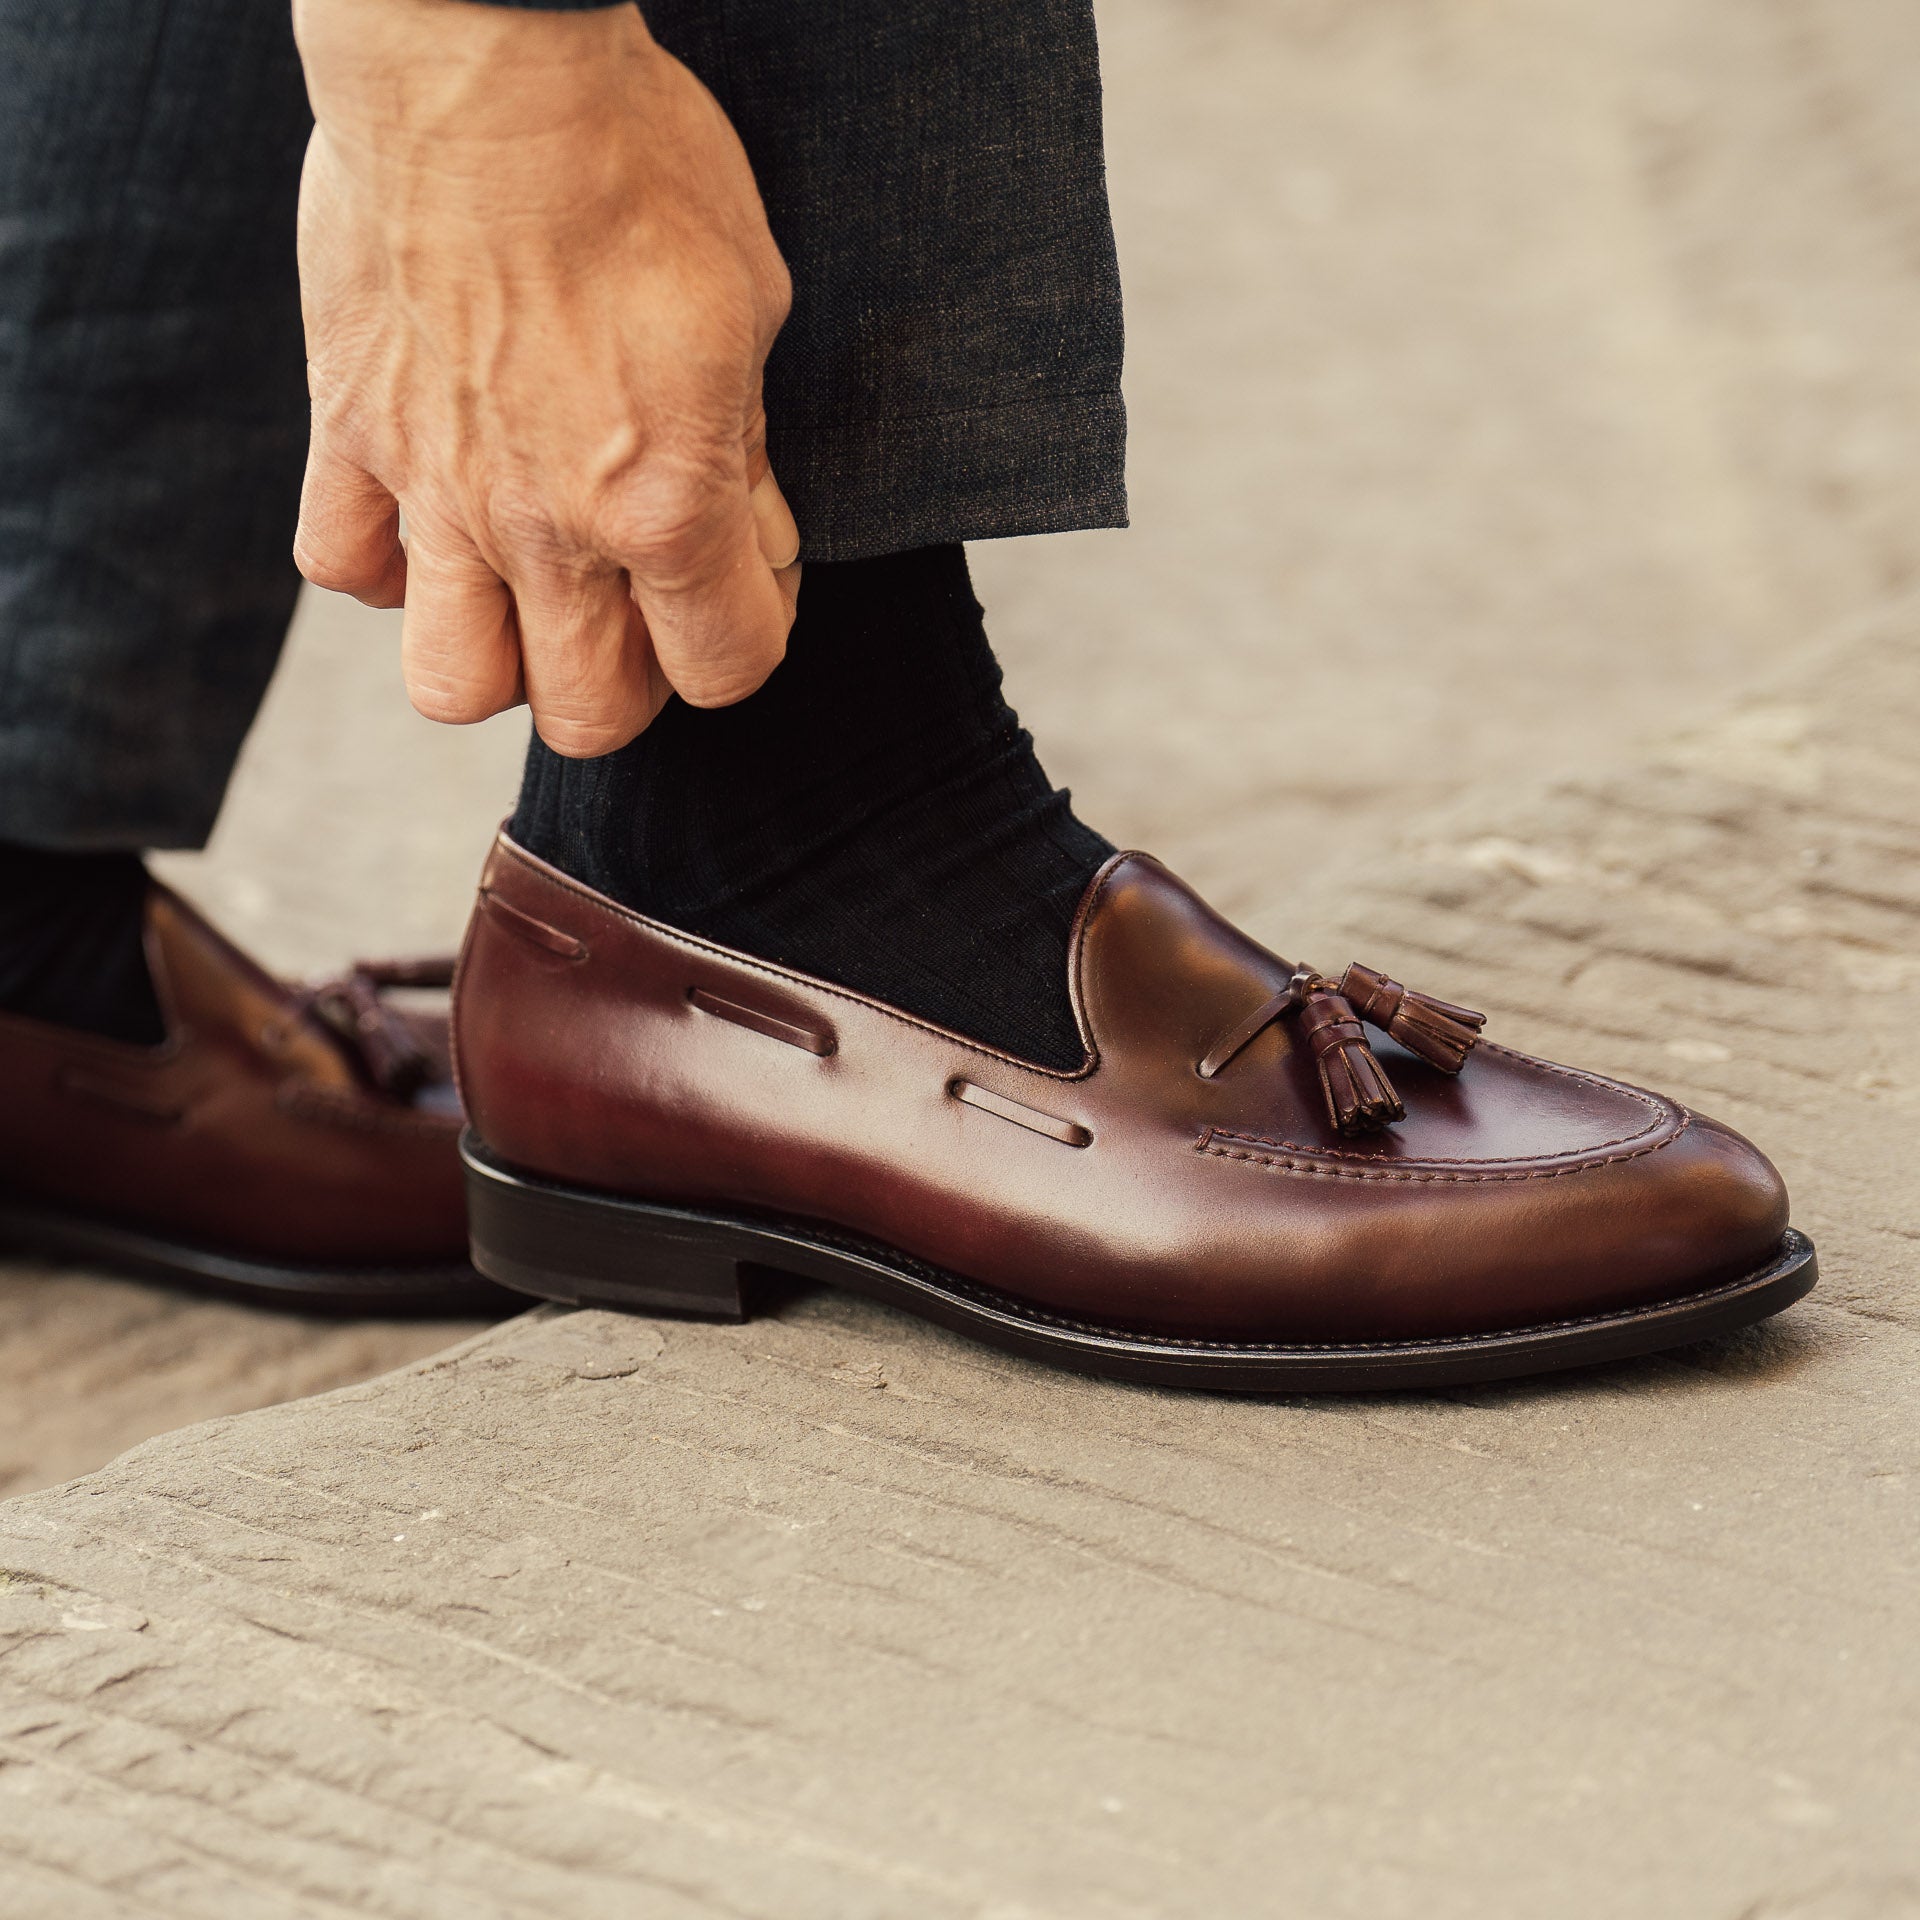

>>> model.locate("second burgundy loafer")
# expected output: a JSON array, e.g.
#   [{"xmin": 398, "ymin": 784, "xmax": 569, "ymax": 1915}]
[
  {"xmin": 0, "ymin": 882, "xmax": 509, "ymax": 1314},
  {"xmin": 452, "ymin": 834, "xmax": 1814, "ymax": 1390}
]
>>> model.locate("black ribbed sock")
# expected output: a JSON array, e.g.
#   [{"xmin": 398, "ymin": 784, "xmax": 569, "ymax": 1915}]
[
  {"xmin": 510, "ymin": 544, "xmax": 1113, "ymax": 1071},
  {"xmin": 0, "ymin": 844, "xmax": 166, "ymax": 1046}
]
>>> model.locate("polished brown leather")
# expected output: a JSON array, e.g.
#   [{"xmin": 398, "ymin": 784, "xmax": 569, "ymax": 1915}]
[
  {"xmin": 454, "ymin": 833, "xmax": 1790, "ymax": 1342},
  {"xmin": 0, "ymin": 884, "xmax": 468, "ymax": 1268}
]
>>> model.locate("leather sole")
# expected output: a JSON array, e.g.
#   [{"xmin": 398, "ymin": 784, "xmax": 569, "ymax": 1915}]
[
  {"xmin": 0, "ymin": 1192, "xmax": 515, "ymax": 1318},
  {"xmin": 461, "ymin": 1132, "xmax": 1819, "ymax": 1392}
]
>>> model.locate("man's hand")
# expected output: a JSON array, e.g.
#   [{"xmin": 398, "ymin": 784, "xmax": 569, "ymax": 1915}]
[{"xmin": 292, "ymin": 0, "xmax": 799, "ymax": 756}]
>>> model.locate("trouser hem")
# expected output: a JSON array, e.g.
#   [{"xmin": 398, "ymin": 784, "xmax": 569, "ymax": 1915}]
[{"xmin": 778, "ymin": 389, "xmax": 1128, "ymax": 563}]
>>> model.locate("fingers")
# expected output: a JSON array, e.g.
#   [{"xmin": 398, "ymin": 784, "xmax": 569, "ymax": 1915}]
[
  {"xmin": 516, "ymin": 565, "xmax": 670, "ymax": 758},
  {"xmin": 398, "ymin": 515, "xmax": 524, "ymax": 727},
  {"xmin": 622, "ymin": 478, "xmax": 794, "ymax": 712},
  {"xmin": 294, "ymin": 437, "xmax": 408, "ymax": 608},
  {"xmin": 382, "ymin": 437, "xmax": 796, "ymax": 749}
]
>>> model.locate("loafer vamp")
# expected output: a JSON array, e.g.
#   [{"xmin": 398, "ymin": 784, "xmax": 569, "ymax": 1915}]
[{"xmin": 458, "ymin": 838, "xmax": 1793, "ymax": 1348}]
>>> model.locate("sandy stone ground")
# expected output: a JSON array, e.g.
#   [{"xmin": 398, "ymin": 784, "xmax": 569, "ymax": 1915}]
[
  {"xmin": 4, "ymin": 599, "xmax": 1918, "ymax": 1915},
  {"xmin": 0, "ymin": 1, "xmax": 1917, "ymax": 1909}
]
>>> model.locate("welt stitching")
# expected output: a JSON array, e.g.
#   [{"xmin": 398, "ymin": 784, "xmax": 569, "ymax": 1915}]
[
  {"xmin": 498, "ymin": 838, "xmax": 1108, "ymax": 1083},
  {"xmin": 1211, "ymin": 1102, "xmax": 1677, "ymax": 1166},
  {"xmin": 1197, "ymin": 1113, "xmax": 1691, "ymax": 1184}
]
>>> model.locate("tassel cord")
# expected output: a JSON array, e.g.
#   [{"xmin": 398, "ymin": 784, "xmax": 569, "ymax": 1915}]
[{"xmin": 1195, "ymin": 960, "xmax": 1487, "ymax": 1134}]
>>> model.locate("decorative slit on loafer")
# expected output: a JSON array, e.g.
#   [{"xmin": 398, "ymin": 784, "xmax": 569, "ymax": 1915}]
[
  {"xmin": 689, "ymin": 987, "xmax": 836, "ymax": 1057},
  {"xmin": 949, "ymin": 1079, "xmax": 1091, "ymax": 1147}
]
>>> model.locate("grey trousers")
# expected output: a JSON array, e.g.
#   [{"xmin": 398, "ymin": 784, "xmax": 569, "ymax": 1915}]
[{"xmin": 0, "ymin": 0, "xmax": 1125, "ymax": 850}]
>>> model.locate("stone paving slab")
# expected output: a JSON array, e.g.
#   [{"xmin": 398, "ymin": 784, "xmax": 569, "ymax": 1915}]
[
  {"xmin": 0, "ymin": 1275, "xmax": 491, "ymax": 1502},
  {"xmin": 1, "ymin": 601, "xmax": 1914, "ymax": 1918}
]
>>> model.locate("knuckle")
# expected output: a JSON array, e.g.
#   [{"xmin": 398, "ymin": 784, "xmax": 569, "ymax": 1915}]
[
  {"xmin": 293, "ymin": 534, "xmax": 367, "ymax": 595},
  {"xmin": 405, "ymin": 667, "xmax": 504, "ymax": 729},
  {"xmin": 635, "ymin": 524, "xmax": 718, "ymax": 582},
  {"xmin": 534, "ymin": 715, "xmax": 635, "ymax": 759},
  {"xmin": 677, "ymin": 677, "xmax": 761, "ymax": 711},
  {"xmin": 409, "ymin": 686, "xmax": 491, "ymax": 727},
  {"xmin": 607, "ymin": 472, "xmax": 739, "ymax": 584},
  {"xmin": 480, "ymin": 480, "xmax": 564, "ymax": 557},
  {"xmin": 674, "ymin": 638, "xmax": 785, "ymax": 711}
]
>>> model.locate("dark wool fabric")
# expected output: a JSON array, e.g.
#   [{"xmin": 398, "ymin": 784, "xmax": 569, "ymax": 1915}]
[
  {"xmin": 0, "ymin": 0, "xmax": 1125, "ymax": 848},
  {"xmin": 0, "ymin": 844, "xmax": 162, "ymax": 1043},
  {"xmin": 0, "ymin": 0, "xmax": 314, "ymax": 850},
  {"xmin": 511, "ymin": 547, "xmax": 1113, "ymax": 1071}
]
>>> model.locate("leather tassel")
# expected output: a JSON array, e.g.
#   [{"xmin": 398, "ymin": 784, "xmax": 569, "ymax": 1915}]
[
  {"xmin": 1338, "ymin": 962, "xmax": 1486, "ymax": 1075},
  {"xmin": 1297, "ymin": 988, "xmax": 1404, "ymax": 1134},
  {"xmin": 304, "ymin": 964, "xmax": 443, "ymax": 1099}
]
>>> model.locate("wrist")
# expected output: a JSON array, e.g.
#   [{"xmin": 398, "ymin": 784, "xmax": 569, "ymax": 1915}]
[{"xmin": 294, "ymin": 0, "xmax": 657, "ymax": 186}]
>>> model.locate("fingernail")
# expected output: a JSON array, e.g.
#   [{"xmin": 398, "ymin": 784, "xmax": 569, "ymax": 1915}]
[{"xmin": 750, "ymin": 468, "xmax": 801, "ymax": 571}]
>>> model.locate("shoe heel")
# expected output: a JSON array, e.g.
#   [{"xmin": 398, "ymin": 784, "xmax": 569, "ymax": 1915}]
[{"xmin": 461, "ymin": 1133, "xmax": 749, "ymax": 1322}]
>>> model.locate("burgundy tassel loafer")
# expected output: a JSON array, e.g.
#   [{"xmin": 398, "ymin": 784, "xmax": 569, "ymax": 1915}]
[
  {"xmin": 0, "ymin": 883, "xmax": 508, "ymax": 1313},
  {"xmin": 453, "ymin": 834, "xmax": 1814, "ymax": 1390}
]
